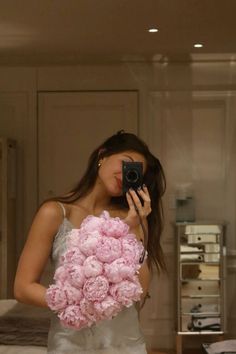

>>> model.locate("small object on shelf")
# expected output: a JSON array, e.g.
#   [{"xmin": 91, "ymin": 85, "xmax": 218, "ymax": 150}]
[
  {"xmin": 175, "ymin": 183, "xmax": 195, "ymax": 223},
  {"xmin": 202, "ymin": 339, "xmax": 236, "ymax": 354}
]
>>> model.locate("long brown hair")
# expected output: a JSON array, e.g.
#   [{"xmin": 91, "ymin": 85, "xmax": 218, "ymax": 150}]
[{"xmin": 51, "ymin": 131, "xmax": 166, "ymax": 272}]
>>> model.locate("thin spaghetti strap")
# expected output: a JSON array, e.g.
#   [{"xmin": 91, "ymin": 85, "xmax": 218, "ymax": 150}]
[{"xmin": 57, "ymin": 202, "xmax": 66, "ymax": 218}]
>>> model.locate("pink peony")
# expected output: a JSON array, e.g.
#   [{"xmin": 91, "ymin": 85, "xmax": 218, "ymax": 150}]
[
  {"xmin": 80, "ymin": 215, "xmax": 104, "ymax": 233},
  {"xmin": 54, "ymin": 265, "xmax": 69, "ymax": 283},
  {"xmin": 96, "ymin": 236, "xmax": 122, "ymax": 263},
  {"xmin": 63, "ymin": 283, "xmax": 83, "ymax": 305},
  {"xmin": 104, "ymin": 258, "xmax": 136, "ymax": 283},
  {"xmin": 100, "ymin": 216, "xmax": 129, "ymax": 238},
  {"xmin": 60, "ymin": 247, "xmax": 86, "ymax": 266},
  {"xmin": 45, "ymin": 284, "xmax": 67, "ymax": 311},
  {"xmin": 58, "ymin": 305, "xmax": 90, "ymax": 330},
  {"xmin": 83, "ymin": 276, "xmax": 109, "ymax": 302},
  {"xmin": 83, "ymin": 255, "xmax": 103, "ymax": 278},
  {"xmin": 109, "ymin": 278, "xmax": 143, "ymax": 307},
  {"xmin": 99, "ymin": 210, "xmax": 110, "ymax": 220},
  {"xmin": 78, "ymin": 230, "xmax": 102, "ymax": 256},
  {"xmin": 121, "ymin": 234, "xmax": 144, "ymax": 266},
  {"xmin": 80, "ymin": 297, "xmax": 98, "ymax": 322},
  {"xmin": 94, "ymin": 295, "xmax": 122, "ymax": 320},
  {"xmin": 67, "ymin": 264, "xmax": 85, "ymax": 288}
]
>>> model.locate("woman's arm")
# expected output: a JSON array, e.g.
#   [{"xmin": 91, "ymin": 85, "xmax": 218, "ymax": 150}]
[
  {"xmin": 138, "ymin": 260, "xmax": 151, "ymax": 301},
  {"xmin": 14, "ymin": 201, "xmax": 63, "ymax": 308}
]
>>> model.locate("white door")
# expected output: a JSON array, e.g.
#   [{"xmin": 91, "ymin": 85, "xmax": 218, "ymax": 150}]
[{"xmin": 38, "ymin": 91, "xmax": 138, "ymax": 204}]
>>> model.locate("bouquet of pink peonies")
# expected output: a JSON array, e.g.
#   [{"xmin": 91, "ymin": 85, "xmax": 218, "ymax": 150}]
[{"xmin": 46, "ymin": 211, "xmax": 145, "ymax": 330}]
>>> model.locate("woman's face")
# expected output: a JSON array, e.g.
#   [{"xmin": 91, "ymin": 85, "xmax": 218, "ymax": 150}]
[{"xmin": 97, "ymin": 150, "xmax": 147, "ymax": 197}]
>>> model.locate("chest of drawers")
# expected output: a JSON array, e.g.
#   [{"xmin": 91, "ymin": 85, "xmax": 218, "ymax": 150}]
[{"xmin": 175, "ymin": 223, "xmax": 226, "ymax": 353}]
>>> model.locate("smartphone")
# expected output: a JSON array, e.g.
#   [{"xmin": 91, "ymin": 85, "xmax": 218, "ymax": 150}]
[{"xmin": 122, "ymin": 161, "xmax": 143, "ymax": 194}]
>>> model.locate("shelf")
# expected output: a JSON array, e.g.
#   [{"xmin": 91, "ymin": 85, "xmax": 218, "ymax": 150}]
[
  {"xmin": 181, "ymin": 278, "xmax": 220, "ymax": 281},
  {"xmin": 177, "ymin": 331, "xmax": 224, "ymax": 335},
  {"xmin": 181, "ymin": 295, "xmax": 221, "ymax": 299},
  {"xmin": 182, "ymin": 312, "xmax": 221, "ymax": 316}
]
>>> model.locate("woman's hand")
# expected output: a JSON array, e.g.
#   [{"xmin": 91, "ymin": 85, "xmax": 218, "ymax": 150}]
[{"xmin": 124, "ymin": 185, "xmax": 152, "ymax": 230}]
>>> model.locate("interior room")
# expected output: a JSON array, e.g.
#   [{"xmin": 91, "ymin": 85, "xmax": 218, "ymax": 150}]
[{"xmin": 0, "ymin": 1, "xmax": 236, "ymax": 353}]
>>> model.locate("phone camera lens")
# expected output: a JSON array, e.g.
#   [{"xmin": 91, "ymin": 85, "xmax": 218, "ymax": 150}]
[{"xmin": 126, "ymin": 169, "xmax": 139, "ymax": 183}]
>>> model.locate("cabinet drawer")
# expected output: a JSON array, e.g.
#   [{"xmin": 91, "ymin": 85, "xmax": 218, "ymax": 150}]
[
  {"xmin": 185, "ymin": 225, "xmax": 222, "ymax": 235},
  {"xmin": 205, "ymin": 244, "xmax": 220, "ymax": 253},
  {"xmin": 181, "ymin": 297, "xmax": 220, "ymax": 314},
  {"xmin": 204, "ymin": 253, "xmax": 220, "ymax": 262},
  {"xmin": 187, "ymin": 234, "xmax": 219, "ymax": 244},
  {"xmin": 181, "ymin": 253, "xmax": 220, "ymax": 263},
  {"xmin": 180, "ymin": 254, "xmax": 204, "ymax": 262},
  {"xmin": 181, "ymin": 280, "xmax": 220, "ymax": 296},
  {"xmin": 181, "ymin": 314, "xmax": 221, "ymax": 332},
  {"xmin": 180, "ymin": 244, "xmax": 204, "ymax": 253},
  {"xmin": 181, "ymin": 264, "xmax": 220, "ymax": 280}
]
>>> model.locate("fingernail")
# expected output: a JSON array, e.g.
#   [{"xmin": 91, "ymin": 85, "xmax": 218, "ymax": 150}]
[
  {"xmin": 137, "ymin": 186, "xmax": 142, "ymax": 191},
  {"xmin": 142, "ymin": 183, "xmax": 146, "ymax": 188}
]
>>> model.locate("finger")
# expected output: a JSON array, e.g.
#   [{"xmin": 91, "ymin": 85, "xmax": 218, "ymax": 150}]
[
  {"xmin": 136, "ymin": 197, "xmax": 151, "ymax": 216},
  {"xmin": 137, "ymin": 188, "xmax": 151, "ymax": 203},
  {"xmin": 126, "ymin": 191, "xmax": 136, "ymax": 211},
  {"xmin": 137, "ymin": 191, "xmax": 151, "ymax": 213},
  {"xmin": 128, "ymin": 189, "xmax": 141, "ymax": 204},
  {"xmin": 137, "ymin": 185, "xmax": 151, "ymax": 203},
  {"xmin": 128, "ymin": 189, "xmax": 144, "ymax": 214},
  {"xmin": 141, "ymin": 185, "xmax": 151, "ymax": 198},
  {"xmin": 127, "ymin": 190, "xmax": 140, "ymax": 212},
  {"xmin": 136, "ymin": 187, "xmax": 152, "ymax": 215}
]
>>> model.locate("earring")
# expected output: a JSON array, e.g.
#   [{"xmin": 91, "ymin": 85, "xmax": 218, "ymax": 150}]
[{"xmin": 98, "ymin": 161, "xmax": 102, "ymax": 168}]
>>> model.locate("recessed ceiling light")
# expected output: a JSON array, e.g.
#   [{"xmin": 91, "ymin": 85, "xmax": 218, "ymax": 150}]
[
  {"xmin": 194, "ymin": 43, "xmax": 203, "ymax": 48},
  {"xmin": 148, "ymin": 28, "xmax": 158, "ymax": 33}
]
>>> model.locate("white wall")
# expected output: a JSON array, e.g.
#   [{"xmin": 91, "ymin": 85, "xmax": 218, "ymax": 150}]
[{"xmin": 0, "ymin": 61, "xmax": 236, "ymax": 350}]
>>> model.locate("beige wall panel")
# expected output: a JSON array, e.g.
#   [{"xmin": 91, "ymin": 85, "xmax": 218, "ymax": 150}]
[
  {"xmin": 148, "ymin": 90, "xmax": 236, "ymax": 348},
  {"xmin": 38, "ymin": 91, "xmax": 138, "ymax": 203}
]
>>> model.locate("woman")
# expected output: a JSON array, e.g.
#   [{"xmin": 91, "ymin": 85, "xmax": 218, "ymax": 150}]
[{"xmin": 14, "ymin": 130, "xmax": 166, "ymax": 354}]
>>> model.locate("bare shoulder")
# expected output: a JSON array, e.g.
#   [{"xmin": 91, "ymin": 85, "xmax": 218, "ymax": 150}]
[
  {"xmin": 23, "ymin": 201, "xmax": 65, "ymax": 250},
  {"xmin": 34, "ymin": 201, "xmax": 66, "ymax": 227}
]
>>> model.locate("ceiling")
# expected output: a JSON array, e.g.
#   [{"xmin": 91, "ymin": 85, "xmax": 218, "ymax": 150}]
[{"xmin": 0, "ymin": 0, "xmax": 236, "ymax": 66}]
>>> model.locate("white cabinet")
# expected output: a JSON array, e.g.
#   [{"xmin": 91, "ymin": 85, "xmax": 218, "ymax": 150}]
[
  {"xmin": 0, "ymin": 138, "xmax": 17, "ymax": 298},
  {"xmin": 175, "ymin": 223, "xmax": 226, "ymax": 354}
]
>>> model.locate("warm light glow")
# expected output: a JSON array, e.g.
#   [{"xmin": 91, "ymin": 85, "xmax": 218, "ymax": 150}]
[
  {"xmin": 194, "ymin": 43, "xmax": 203, "ymax": 48},
  {"xmin": 148, "ymin": 28, "xmax": 158, "ymax": 33}
]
